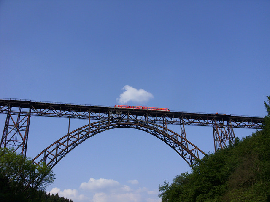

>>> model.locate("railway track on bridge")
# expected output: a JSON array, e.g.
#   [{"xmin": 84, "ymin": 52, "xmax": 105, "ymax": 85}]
[{"xmin": 0, "ymin": 99, "xmax": 263, "ymax": 128}]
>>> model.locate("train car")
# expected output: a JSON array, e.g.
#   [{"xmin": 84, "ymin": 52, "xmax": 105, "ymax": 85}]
[
  {"xmin": 114, "ymin": 105, "xmax": 170, "ymax": 112},
  {"xmin": 114, "ymin": 105, "xmax": 142, "ymax": 109},
  {"xmin": 157, "ymin": 108, "xmax": 170, "ymax": 112}
]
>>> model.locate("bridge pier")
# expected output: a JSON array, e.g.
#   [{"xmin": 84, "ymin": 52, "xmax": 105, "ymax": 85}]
[
  {"xmin": 0, "ymin": 106, "xmax": 31, "ymax": 156},
  {"xmin": 213, "ymin": 123, "xmax": 235, "ymax": 151}
]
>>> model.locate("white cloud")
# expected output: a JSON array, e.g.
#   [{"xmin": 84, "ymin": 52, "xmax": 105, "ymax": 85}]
[
  {"xmin": 49, "ymin": 187, "xmax": 60, "ymax": 195},
  {"xmin": 88, "ymin": 180, "xmax": 161, "ymax": 202},
  {"xmin": 49, "ymin": 178, "xmax": 161, "ymax": 202},
  {"xmin": 121, "ymin": 185, "xmax": 132, "ymax": 192},
  {"xmin": 48, "ymin": 187, "xmax": 88, "ymax": 201},
  {"xmin": 80, "ymin": 178, "xmax": 120, "ymax": 191},
  {"xmin": 117, "ymin": 85, "xmax": 154, "ymax": 104},
  {"xmin": 147, "ymin": 190, "xmax": 159, "ymax": 195},
  {"xmin": 128, "ymin": 180, "xmax": 139, "ymax": 185},
  {"xmin": 146, "ymin": 198, "xmax": 162, "ymax": 202},
  {"xmin": 92, "ymin": 192, "xmax": 108, "ymax": 202},
  {"xmin": 93, "ymin": 192, "xmax": 140, "ymax": 202}
]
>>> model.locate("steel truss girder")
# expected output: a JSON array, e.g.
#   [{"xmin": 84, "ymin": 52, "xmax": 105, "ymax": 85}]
[
  {"xmin": 0, "ymin": 99, "xmax": 264, "ymax": 162},
  {"xmin": 33, "ymin": 114, "xmax": 205, "ymax": 168},
  {"xmin": 0, "ymin": 99, "xmax": 263, "ymax": 128}
]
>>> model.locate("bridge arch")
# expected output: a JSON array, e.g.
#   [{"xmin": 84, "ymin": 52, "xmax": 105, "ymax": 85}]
[{"xmin": 33, "ymin": 118, "xmax": 205, "ymax": 168}]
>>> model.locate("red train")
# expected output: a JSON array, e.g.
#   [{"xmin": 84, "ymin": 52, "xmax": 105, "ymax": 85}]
[{"xmin": 114, "ymin": 105, "xmax": 170, "ymax": 112}]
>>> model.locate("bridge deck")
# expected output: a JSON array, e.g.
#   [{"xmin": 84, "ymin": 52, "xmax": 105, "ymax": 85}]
[{"xmin": 0, "ymin": 99, "xmax": 264, "ymax": 129}]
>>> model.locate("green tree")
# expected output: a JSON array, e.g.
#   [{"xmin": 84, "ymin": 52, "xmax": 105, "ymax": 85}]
[
  {"xmin": 264, "ymin": 95, "xmax": 270, "ymax": 132},
  {"xmin": 264, "ymin": 96, "xmax": 270, "ymax": 116},
  {"xmin": 159, "ymin": 173, "xmax": 191, "ymax": 202},
  {"xmin": 0, "ymin": 147, "xmax": 55, "ymax": 201},
  {"xmin": 159, "ymin": 96, "xmax": 270, "ymax": 202}
]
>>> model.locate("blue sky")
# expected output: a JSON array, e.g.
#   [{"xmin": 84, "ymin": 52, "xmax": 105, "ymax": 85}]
[{"xmin": 1, "ymin": 1, "xmax": 269, "ymax": 201}]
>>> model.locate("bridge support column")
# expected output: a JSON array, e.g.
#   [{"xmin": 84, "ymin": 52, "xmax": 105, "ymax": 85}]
[
  {"xmin": 180, "ymin": 120, "xmax": 189, "ymax": 154},
  {"xmin": 213, "ymin": 123, "xmax": 235, "ymax": 152},
  {"xmin": 0, "ymin": 106, "xmax": 31, "ymax": 156}
]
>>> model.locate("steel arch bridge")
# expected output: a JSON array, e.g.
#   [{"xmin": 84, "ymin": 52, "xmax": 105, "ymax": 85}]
[{"xmin": 0, "ymin": 99, "xmax": 264, "ymax": 167}]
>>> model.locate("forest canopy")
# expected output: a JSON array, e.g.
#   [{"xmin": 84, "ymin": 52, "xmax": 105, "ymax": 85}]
[
  {"xmin": 0, "ymin": 148, "xmax": 72, "ymax": 202},
  {"xmin": 159, "ymin": 96, "xmax": 270, "ymax": 202}
]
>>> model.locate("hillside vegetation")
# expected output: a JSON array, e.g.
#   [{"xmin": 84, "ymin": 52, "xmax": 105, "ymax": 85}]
[
  {"xmin": 159, "ymin": 96, "xmax": 270, "ymax": 202},
  {"xmin": 0, "ymin": 148, "xmax": 73, "ymax": 202}
]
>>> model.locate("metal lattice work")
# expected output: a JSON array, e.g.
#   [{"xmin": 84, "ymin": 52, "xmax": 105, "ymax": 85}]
[
  {"xmin": 1, "ymin": 106, "xmax": 31, "ymax": 156},
  {"xmin": 33, "ymin": 115, "xmax": 205, "ymax": 168},
  {"xmin": 213, "ymin": 123, "xmax": 235, "ymax": 151},
  {"xmin": 0, "ymin": 99, "xmax": 264, "ymax": 166}
]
